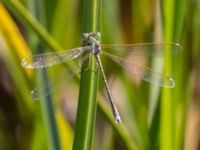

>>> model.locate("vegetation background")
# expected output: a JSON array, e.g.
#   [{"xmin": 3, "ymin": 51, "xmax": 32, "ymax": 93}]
[{"xmin": 0, "ymin": 0, "xmax": 199, "ymax": 150}]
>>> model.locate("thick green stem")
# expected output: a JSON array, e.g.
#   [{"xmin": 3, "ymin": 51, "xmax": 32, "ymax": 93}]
[{"xmin": 73, "ymin": 0, "xmax": 101, "ymax": 150}]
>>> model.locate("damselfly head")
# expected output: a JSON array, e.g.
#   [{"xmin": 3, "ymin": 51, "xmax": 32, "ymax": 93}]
[{"xmin": 82, "ymin": 32, "xmax": 100, "ymax": 40}]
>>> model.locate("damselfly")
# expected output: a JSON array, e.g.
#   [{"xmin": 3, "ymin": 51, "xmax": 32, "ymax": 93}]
[{"xmin": 21, "ymin": 32, "xmax": 182, "ymax": 123}]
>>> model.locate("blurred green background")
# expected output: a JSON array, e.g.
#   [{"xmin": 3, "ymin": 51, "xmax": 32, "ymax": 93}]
[{"xmin": 0, "ymin": 0, "xmax": 199, "ymax": 150}]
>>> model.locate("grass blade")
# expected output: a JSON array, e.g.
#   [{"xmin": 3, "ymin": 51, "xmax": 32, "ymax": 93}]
[
  {"xmin": 72, "ymin": 0, "xmax": 101, "ymax": 149},
  {"xmin": 27, "ymin": 1, "xmax": 61, "ymax": 149},
  {"xmin": 2, "ymin": 0, "xmax": 62, "ymax": 51}
]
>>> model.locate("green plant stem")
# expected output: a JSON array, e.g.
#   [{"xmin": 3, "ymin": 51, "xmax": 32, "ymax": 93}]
[
  {"xmin": 161, "ymin": 0, "xmax": 175, "ymax": 150},
  {"xmin": 29, "ymin": 0, "xmax": 61, "ymax": 150},
  {"xmin": 72, "ymin": 0, "xmax": 100, "ymax": 150}
]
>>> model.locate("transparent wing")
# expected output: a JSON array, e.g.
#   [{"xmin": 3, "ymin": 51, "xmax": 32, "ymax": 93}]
[
  {"xmin": 21, "ymin": 46, "xmax": 91, "ymax": 69},
  {"xmin": 31, "ymin": 54, "xmax": 90, "ymax": 99},
  {"xmin": 101, "ymin": 43, "xmax": 182, "ymax": 57},
  {"xmin": 31, "ymin": 67, "xmax": 79, "ymax": 99},
  {"xmin": 101, "ymin": 51, "xmax": 175, "ymax": 88}
]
